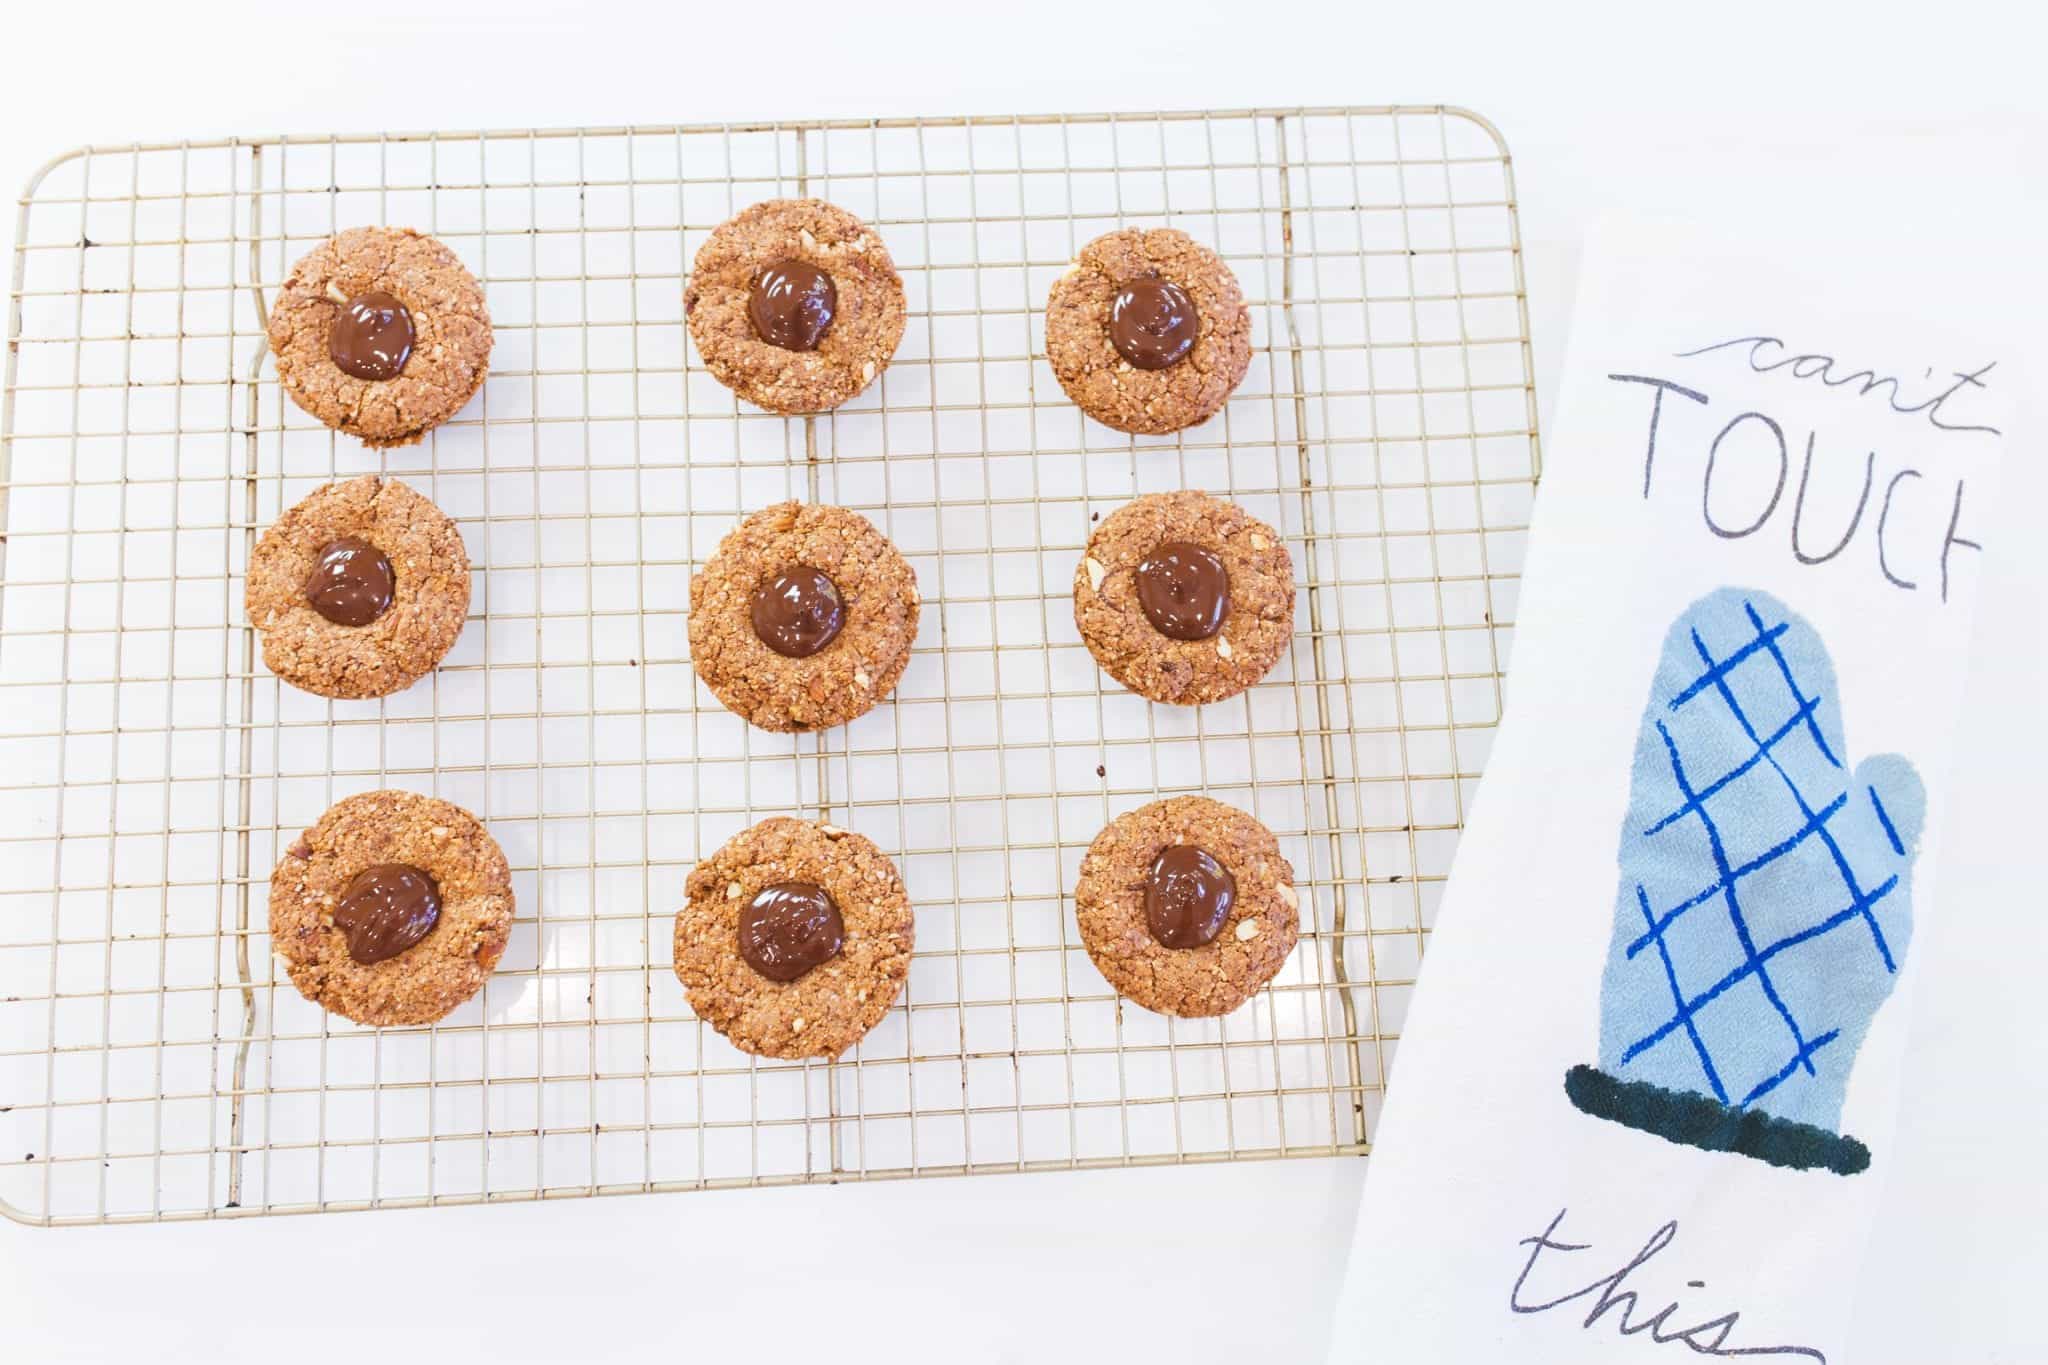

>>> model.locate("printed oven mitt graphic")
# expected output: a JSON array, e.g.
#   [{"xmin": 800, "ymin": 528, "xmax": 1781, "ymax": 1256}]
[{"xmin": 1564, "ymin": 587, "xmax": 1924, "ymax": 1176}]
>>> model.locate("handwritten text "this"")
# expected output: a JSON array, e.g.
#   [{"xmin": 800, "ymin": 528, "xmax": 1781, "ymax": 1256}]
[{"xmin": 1510, "ymin": 1207, "xmax": 1826, "ymax": 1362}]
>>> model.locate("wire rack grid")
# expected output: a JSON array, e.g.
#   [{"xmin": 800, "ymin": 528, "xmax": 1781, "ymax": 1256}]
[{"xmin": 0, "ymin": 106, "xmax": 1540, "ymax": 1226}]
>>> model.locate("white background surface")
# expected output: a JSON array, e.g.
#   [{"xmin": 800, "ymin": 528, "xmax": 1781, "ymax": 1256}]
[{"xmin": 1, "ymin": 3, "xmax": 2040, "ymax": 1360}]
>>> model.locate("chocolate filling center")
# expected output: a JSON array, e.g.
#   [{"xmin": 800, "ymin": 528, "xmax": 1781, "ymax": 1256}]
[
  {"xmin": 738, "ymin": 882, "xmax": 845, "ymax": 982},
  {"xmin": 334, "ymin": 863, "xmax": 442, "ymax": 964},
  {"xmin": 304, "ymin": 536, "xmax": 396, "ymax": 627},
  {"xmin": 329, "ymin": 290, "xmax": 415, "ymax": 381},
  {"xmin": 748, "ymin": 259, "xmax": 837, "ymax": 352},
  {"xmin": 1108, "ymin": 276, "xmax": 1198, "ymax": 370},
  {"xmin": 1143, "ymin": 845, "xmax": 1235, "ymax": 949},
  {"xmin": 751, "ymin": 566, "xmax": 845, "ymax": 658},
  {"xmin": 1134, "ymin": 541, "xmax": 1229, "ymax": 641}
]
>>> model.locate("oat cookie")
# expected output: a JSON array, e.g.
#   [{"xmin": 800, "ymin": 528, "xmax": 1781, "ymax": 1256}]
[
  {"xmin": 689, "ymin": 501, "xmax": 920, "ymax": 732},
  {"xmin": 675, "ymin": 817, "xmax": 914, "ymax": 1060},
  {"xmin": 1074, "ymin": 796, "xmax": 1298, "ymax": 1018},
  {"xmin": 685, "ymin": 199, "xmax": 906, "ymax": 414},
  {"xmin": 269, "ymin": 790, "xmax": 514, "ymax": 1027},
  {"xmin": 267, "ymin": 226, "xmax": 492, "ymax": 448},
  {"xmin": 1045, "ymin": 227, "xmax": 1252, "ymax": 434},
  {"xmin": 246, "ymin": 474, "xmax": 471, "ymax": 700},
  {"xmin": 1074, "ymin": 490, "xmax": 1294, "ymax": 706}
]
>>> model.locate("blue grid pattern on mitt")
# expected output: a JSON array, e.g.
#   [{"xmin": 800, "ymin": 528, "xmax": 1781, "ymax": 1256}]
[{"xmin": 1594, "ymin": 587, "xmax": 1924, "ymax": 1132}]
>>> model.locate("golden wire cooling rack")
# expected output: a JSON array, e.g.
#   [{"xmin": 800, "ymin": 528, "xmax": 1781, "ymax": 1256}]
[{"xmin": 0, "ymin": 107, "xmax": 1540, "ymax": 1225}]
